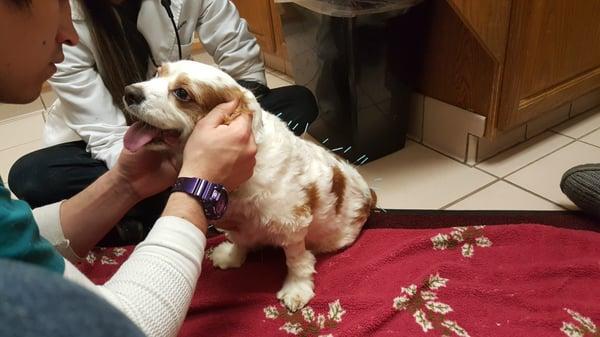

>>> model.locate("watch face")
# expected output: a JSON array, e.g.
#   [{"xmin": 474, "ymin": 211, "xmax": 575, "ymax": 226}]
[
  {"xmin": 215, "ymin": 193, "xmax": 228, "ymax": 215},
  {"xmin": 173, "ymin": 178, "xmax": 228, "ymax": 220}
]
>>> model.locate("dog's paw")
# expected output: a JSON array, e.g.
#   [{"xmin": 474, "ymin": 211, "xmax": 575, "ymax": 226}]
[
  {"xmin": 210, "ymin": 241, "xmax": 246, "ymax": 269},
  {"xmin": 277, "ymin": 279, "xmax": 315, "ymax": 312}
]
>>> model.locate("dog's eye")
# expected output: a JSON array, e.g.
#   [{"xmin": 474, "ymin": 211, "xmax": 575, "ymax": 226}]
[{"xmin": 173, "ymin": 88, "xmax": 191, "ymax": 102}]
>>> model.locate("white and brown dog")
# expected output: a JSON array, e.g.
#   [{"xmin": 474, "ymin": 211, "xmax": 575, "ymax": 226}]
[{"xmin": 123, "ymin": 60, "xmax": 376, "ymax": 311}]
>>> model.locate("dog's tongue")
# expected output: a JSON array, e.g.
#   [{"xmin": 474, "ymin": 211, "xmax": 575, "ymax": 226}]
[{"xmin": 124, "ymin": 122, "xmax": 160, "ymax": 152}]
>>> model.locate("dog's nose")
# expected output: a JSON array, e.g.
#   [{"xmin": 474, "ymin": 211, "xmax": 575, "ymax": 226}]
[{"xmin": 124, "ymin": 85, "xmax": 145, "ymax": 106}]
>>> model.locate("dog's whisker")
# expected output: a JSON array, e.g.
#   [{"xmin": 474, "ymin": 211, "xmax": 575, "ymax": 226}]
[
  {"xmin": 322, "ymin": 138, "xmax": 329, "ymax": 144},
  {"xmin": 378, "ymin": 207, "xmax": 387, "ymax": 213},
  {"xmin": 373, "ymin": 177, "xmax": 383, "ymax": 182},
  {"xmin": 353, "ymin": 154, "xmax": 367, "ymax": 164},
  {"xmin": 331, "ymin": 146, "xmax": 344, "ymax": 152},
  {"xmin": 343, "ymin": 146, "xmax": 352, "ymax": 154},
  {"xmin": 276, "ymin": 112, "xmax": 283, "ymax": 117},
  {"xmin": 359, "ymin": 156, "xmax": 369, "ymax": 165},
  {"xmin": 304, "ymin": 123, "xmax": 309, "ymax": 134},
  {"xmin": 288, "ymin": 120, "xmax": 293, "ymax": 126},
  {"xmin": 292, "ymin": 122, "xmax": 300, "ymax": 131}
]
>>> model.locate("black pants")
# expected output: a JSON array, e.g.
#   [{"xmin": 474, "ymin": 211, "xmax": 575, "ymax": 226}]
[{"xmin": 8, "ymin": 85, "xmax": 318, "ymax": 244}]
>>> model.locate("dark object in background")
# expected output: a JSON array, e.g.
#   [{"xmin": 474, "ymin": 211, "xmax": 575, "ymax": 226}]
[{"xmin": 277, "ymin": 0, "xmax": 422, "ymax": 163}]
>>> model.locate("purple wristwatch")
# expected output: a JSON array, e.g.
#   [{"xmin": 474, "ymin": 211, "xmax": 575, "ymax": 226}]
[{"xmin": 171, "ymin": 177, "xmax": 228, "ymax": 220}]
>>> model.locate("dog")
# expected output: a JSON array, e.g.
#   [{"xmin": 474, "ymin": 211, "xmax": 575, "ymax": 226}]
[{"xmin": 122, "ymin": 60, "xmax": 376, "ymax": 311}]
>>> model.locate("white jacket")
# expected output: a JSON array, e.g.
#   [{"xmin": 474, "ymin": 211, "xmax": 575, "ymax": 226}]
[{"xmin": 45, "ymin": 0, "xmax": 266, "ymax": 168}]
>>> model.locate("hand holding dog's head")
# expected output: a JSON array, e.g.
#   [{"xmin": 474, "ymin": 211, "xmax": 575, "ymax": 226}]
[{"xmin": 122, "ymin": 60, "xmax": 262, "ymax": 153}]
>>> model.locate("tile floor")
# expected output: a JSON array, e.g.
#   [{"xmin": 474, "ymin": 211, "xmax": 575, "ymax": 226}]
[{"xmin": 1, "ymin": 53, "xmax": 600, "ymax": 212}]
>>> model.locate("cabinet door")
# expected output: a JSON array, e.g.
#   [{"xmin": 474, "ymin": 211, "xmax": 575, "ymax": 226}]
[
  {"xmin": 497, "ymin": 0, "xmax": 600, "ymax": 130},
  {"xmin": 231, "ymin": 0, "xmax": 276, "ymax": 53}
]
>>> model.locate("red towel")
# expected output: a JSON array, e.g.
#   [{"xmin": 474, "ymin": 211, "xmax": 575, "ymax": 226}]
[{"xmin": 79, "ymin": 219, "xmax": 600, "ymax": 337}]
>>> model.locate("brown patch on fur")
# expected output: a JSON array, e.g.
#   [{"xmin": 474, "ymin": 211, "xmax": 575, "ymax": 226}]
[
  {"xmin": 369, "ymin": 188, "xmax": 378, "ymax": 208},
  {"xmin": 331, "ymin": 166, "xmax": 346, "ymax": 214},
  {"xmin": 293, "ymin": 183, "xmax": 319, "ymax": 218},
  {"xmin": 353, "ymin": 188, "xmax": 378, "ymax": 224},
  {"xmin": 170, "ymin": 74, "xmax": 253, "ymax": 123},
  {"xmin": 157, "ymin": 64, "xmax": 170, "ymax": 77}
]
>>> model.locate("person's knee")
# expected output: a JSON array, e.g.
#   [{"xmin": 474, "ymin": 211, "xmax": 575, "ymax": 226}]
[
  {"xmin": 289, "ymin": 85, "xmax": 319, "ymax": 123},
  {"xmin": 8, "ymin": 152, "xmax": 56, "ymax": 207}
]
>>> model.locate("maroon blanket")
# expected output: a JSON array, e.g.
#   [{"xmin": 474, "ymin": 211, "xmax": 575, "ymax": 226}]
[{"xmin": 78, "ymin": 211, "xmax": 600, "ymax": 337}]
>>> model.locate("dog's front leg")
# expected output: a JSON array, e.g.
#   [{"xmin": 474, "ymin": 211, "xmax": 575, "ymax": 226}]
[
  {"xmin": 277, "ymin": 241, "xmax": 316, "ymax": 312},
  {"xmin": 210, "ymin": 241, "xmax": 248, "ymax": 269}
]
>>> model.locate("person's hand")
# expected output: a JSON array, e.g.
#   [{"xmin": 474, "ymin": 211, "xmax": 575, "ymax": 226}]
[
  {"xmin": 179, "ymin": 100, "xmax": 257, "ymax": 191},
  {"xmin": 113, "ymin": 143, "xmax": 182, "ymax": 201}
]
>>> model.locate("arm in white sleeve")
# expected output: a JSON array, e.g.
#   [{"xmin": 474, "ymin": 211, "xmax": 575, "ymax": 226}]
[
  {"xmin": 197, "ymin": 0, "xmax": 267, "ymax": 85},
  {"xmin": 32, "ymin": 201, "xmax": 82, "ymax": 262},
  {"xmin": 63, "ymin": 216, "xmax": 207, "ymax": 337},
  {"xmin": 48, "ymin": 20, "xmax": 127, "ymax": 169}
]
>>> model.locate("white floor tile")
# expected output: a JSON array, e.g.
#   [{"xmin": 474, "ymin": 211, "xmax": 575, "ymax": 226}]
[
  {"xmin": 0, "ymin": 139, "xmax": 44, "ymax": 184},
  {"xmin": 40, "ymin": 90, "xmax": 57, "ymax": 110},
  {"xmin": 447, "ymin": 181, "xmax": 564, "ymax": 210},
  {"xmin": 0, "ymin": 97, "xmax": 44, "ymax": 121},
  {"xmin": 476, "ymin": 132, "xmax": 573, "ymax": 177},
  {"xmin": 505, "ymin": 141, "xmax": 600, "ymax": 209},
  {"xmin": 580, "ymin": 128, "xmax": 600, "ymax": 148},
  {"xmin": 552, "ymin": 107, "xmax": 600, "ymax": 139},
  {"xmin": 0, "ymin": 112, "xmax": 45, "ymax": 151},
  {"xmin": 266, "ymin": 70, "xmax": 294, "ymax": 84},
  {"xmin": 358, "ymin": 141, "xmax": 495, "ymax": 209},
  {"xmin": 266, "ymin": 72, "xmax": 292, "ymax": 89}
]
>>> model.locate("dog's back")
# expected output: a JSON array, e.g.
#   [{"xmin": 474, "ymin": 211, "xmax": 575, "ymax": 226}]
[{"xmin": 220, "ymin": 108, "xmax": 376, "ymax": 253}]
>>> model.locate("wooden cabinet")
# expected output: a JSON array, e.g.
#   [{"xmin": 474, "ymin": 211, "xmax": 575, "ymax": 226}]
[
  {"xmin": 497, "ymin": 0, "xmax": 600, "ymax": 130},
  {"xmin": 394, "ymin": 0, "xmax": 600, "ymax": 136},
  {"xmin": 231, "ymin": 0, "xmax": 292, "ymax": 75}
]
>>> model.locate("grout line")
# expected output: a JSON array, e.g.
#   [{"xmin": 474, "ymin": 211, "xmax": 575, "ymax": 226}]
[
  {"xmin": 568, "ymin": 101, "xmax": 574, "ymax": 118},
  {"xmin": 462, "ymin": 134, "xmax": 469, "ymax": 165},
  {"xmin": 266, "ymin": 68, "xmax": 294, "ymax": 83},
  {"xmin": 439, "ymin": 178, "xmax": 500, "ymax": 210},
  {"xmin": 417, "ymin": 141, "xmax": 472, "ymax": 166},
  {"xmin": 0, "ymin": 110, "xmax": 44, "ymax": 126},
  {"xmin": 551, "ymin": 108, "xmax": 600, "ymax": 139},
  {"xmin": 266, "ymin": 72, "xmax": 293, "ymax": 86},
  {"xmin": 474, "ymin": 129, "xmax": 573, "ymax": 172},
  {"xmin": 501, "ymin": 179, "xmax": 570, "ymax": 210},
  {"xmin": 39, "ymin": 95, "xmax": 48, "ymax": 111},
  {"xmin": 474, "ymin": 165, "xmax": 500, "ymax": 179},
  {"xmin": 419, "ymin": 96, "xmax": 425, "ymax": 143},
  {"xmin": 495, "ymin": 139, "xmax": 578, "ymax": 179},
  {"xmin": 570, "ymin": 101, "xmax": 600, "ymax": 119},
  {"xmin": 547, "ymin": 128, "xmax": 576, "ymax": 140},
  {"xmin": 477, "ymin": 108, "xmax": 595, "ymax": 165},
  {"xmin": 577, "ymin": 139, "xmax": 600, "ymax": 150},
  {"xmin": 474, "ymin": 133, "xmax": 480, "ymax": 165},
  {"xmin": 0, "ymin": 138, "xmax": 43, "ymax": 153},
  {"xmin": 474, "ymin": 129, "xmax": 528, "ymax": 164},
  {"xmin": 575, "ymin": 124, "xmax": 600, "ymax": 141}
]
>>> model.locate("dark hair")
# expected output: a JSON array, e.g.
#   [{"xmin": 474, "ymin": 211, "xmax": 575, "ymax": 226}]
[{"xmin": 79, "ymin": 0, "xmax": 151, "ymax": 111}]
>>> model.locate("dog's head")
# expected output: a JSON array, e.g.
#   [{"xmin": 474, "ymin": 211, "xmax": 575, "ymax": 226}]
[{"xmin": 122, "ymin": 60, "xmax": 262, "ymax": 152}]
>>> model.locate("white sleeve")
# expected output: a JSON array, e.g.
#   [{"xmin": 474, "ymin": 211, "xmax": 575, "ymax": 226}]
[
  {"xmin": 32, "ymin": 201, "xmax": 82, "ymax": 262},
  {"xmin": 63, "ymin": 216, "xmax": 206, "ymax": 337},
  {"xmin": 197, "ymin": 0, "xmax": 267, "ymax": 85},
  {"xmin": 48, "ymin": 20, "xmax": 127, "ymax": 169}
]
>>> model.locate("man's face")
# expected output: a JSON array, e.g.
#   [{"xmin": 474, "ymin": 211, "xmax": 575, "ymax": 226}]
[{"xmin": 0, "ymin": 0, "xmax": 78, "ymax": 104}]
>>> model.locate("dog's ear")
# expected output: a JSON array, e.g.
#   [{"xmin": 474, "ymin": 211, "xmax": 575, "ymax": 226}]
[
  {"xmin": 188, "ymin": 82, "xmax": 253, "ymax": 123},
  {"xmin": 222, "ymin": 91, "xmax": 254, "ymax": 125}
]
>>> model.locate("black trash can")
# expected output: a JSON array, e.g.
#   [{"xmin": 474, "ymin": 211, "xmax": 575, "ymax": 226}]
[{"xmin": 276, "ymin": 0, "xmax": 422, "ymax": 164}]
